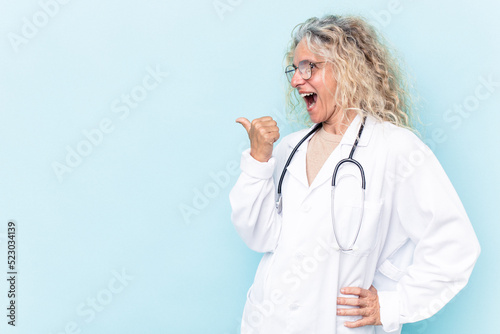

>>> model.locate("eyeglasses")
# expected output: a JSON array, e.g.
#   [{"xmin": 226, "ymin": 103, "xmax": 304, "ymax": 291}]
[{"xmin": 285, "ymin": 60, "xmax": 325, "ymax": 82}]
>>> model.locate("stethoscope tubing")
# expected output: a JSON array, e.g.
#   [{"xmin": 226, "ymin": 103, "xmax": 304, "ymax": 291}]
[
  {"xmin": 331, "ymin": 119, "xmax": 367, "ymax": 189},
  {"xmin": 276, "ymin": 116, "xmax": 367, "ymax": 252},
  {"xmin": 275, "ymin": 122, "xmax": 322, "ymax": 212}
]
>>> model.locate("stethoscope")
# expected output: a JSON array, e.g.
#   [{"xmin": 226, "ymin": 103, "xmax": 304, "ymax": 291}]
[{"xmin": 276, "ymin": 116, "xmax": 367, "ymax": 252}]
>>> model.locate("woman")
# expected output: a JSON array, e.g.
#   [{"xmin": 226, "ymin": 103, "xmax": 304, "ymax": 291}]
[{"xmin": 229, "ymin": 15, "xmax": 480, "ymax": 334}]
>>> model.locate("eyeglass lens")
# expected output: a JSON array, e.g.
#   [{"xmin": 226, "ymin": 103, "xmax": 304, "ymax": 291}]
[{"xmin": 285, "ymin": 60, "xmax": 312, "ymax": 82}]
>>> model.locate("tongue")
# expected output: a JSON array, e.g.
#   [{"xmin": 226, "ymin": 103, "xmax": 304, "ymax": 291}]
[
  {"xmin": 307, "ymin": 94, "xmax": 318, "ymax": 108},
  {"xmin": 306, "ymin": 94, "xmax": 317, "ymax": 108}
]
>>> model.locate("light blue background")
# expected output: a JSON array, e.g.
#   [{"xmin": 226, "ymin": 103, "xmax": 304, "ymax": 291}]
[{"xmin": 0, "ymin": 0, "xmax": 498, "ymax": 333}]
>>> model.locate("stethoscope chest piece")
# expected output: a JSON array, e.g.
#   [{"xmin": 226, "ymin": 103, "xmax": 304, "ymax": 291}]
[{"xmin": 276, "ymin": 194, "xmax": 283, "ymax": 214}]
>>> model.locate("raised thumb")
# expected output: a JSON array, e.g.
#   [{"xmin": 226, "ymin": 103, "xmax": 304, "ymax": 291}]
[{"xmin": 235, "ymin": 117, "xmax": 251, "ymax": 133}]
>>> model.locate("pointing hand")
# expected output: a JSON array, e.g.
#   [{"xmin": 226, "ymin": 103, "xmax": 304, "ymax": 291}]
[{"xmin": 236, "ymin": 116, "xmax": 280, "ymax": 162}]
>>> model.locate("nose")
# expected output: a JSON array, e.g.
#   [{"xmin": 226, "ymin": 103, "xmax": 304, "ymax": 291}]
[{"xmin": 291, "ymin": 70, "xmax": 305, "ymax": 88}]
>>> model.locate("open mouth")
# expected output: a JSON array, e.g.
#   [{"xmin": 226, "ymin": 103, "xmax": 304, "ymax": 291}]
[{"xmin": 301, "ymin": 92, "xmax": 317, "ymax": 110}]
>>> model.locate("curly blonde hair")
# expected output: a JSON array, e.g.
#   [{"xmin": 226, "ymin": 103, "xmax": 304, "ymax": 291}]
[{"xmin": 285, "ymin": 15, "xmax": 418, "ymax": 131}]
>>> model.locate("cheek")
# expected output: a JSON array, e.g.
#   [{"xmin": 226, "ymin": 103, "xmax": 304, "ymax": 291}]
[{"xmin": 320, "ymin": 92, "xmax": 335, "ymax": 108}]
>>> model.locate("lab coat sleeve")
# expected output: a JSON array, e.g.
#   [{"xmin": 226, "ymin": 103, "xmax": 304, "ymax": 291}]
[
  {"xmin": 378, "ymin": 133, "xmax": 481, "ymax": 332},
  {"xmin": 229, "ymin": 148, "xmax": 281, "ymax": 253}
]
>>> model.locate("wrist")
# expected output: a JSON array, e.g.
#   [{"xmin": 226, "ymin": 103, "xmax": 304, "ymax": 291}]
[{"xmin": 250, "ymin": 150, "xmax": 271, "ymax": 162}]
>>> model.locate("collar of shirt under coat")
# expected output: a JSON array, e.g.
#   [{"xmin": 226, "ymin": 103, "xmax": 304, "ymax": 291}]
[{"xmin": 284, "ymin": 114, "xmax": 376, "ymax": 191}]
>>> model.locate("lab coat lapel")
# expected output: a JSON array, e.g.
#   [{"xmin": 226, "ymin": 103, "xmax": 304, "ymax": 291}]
[
  {"xmin": 284, "ymin": 134, "xmax": 310, "ymax": 189},
  {"xmin": 308, "ymin": 145, "xmax": 342, "ymax": 190},
  {"xmin": 340, "ymin": 114, "xmax": 374, "ymax": 149},
  {"xmin": 308, "ymin": 114, "xmax": 375, "ymax": 191},
  {"xmin": 284, "ymin": 114, "xmax": 375, "ymax": 192}
]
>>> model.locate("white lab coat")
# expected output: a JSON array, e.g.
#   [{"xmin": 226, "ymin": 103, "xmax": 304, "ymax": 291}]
[{"xmin": 229, "ymin": 114, "xmax": 480, "ymax": 334}]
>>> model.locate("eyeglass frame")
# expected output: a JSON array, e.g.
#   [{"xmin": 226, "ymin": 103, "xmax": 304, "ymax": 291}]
[{"xmin": 285, "ymin": 60, "xmax": 326, "ymax": 82}]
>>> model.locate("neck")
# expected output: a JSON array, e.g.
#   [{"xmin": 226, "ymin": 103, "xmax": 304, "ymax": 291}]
[{"xmin": 322, "ymin": 109, "xmax": 357, "ymax": 135}]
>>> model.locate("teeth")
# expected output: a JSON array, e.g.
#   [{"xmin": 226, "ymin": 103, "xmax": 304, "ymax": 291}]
[{"xmin": 300, "ymin": 92, "xmax": 315, "ymax": 97}]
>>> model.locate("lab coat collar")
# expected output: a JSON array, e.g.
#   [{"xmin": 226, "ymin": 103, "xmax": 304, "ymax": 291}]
[
  {"xmin": 285, "ymin": 113, "xmax": 376, "ymax": 190},
  {"xmin": 286, "ymin": 113, "xmax": 376, "ymax": 150}
]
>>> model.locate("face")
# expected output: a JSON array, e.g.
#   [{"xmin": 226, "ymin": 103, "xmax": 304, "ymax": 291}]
[{"xmin": 291, "ymin": 39, "xmax": 339, "ymax": 125}]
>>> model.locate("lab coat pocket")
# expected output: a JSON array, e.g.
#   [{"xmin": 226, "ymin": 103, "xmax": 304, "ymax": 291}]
[
  {"xmin": 334, "ymin": 200, "xmax": 383, "ymax": 257},
  {"xmin": 242, "ymin": 282, "xmax": 279, "ymax": 334}
]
